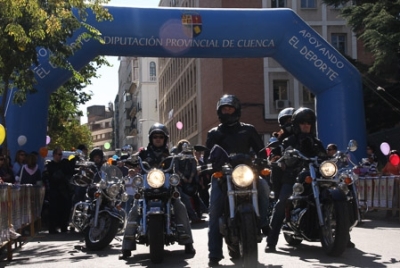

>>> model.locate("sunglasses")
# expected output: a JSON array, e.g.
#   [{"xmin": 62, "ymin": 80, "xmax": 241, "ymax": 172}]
[
  {"xmin": 152, "ymin": 135, "xmax": 165, "ymax": 140},
  {"xmin": 299, "ymin": 121, "xmax": 311, "ymax": 125},
  {"xmin": 19, "ymin": 153, "xmax": 26, "ymax": 156},
  {"xmin": 327, "ymin": 149, "xmax": 334, "ymax": 151}
]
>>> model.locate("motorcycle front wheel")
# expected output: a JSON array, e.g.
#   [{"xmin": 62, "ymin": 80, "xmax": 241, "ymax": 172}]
[
  {"xmin": 319, "ymin": 200, "xmax": 349, "ymax": 257},
  {"xmin": 148, "ymin": 214, "xmax": 165, "ymax": 264},
  {"xmin": 239, "ymin": 212, "xmax": 258, "ymax": 267},
  {"xmin": 85, "ymin": 212, "xmax": 119, "ymax": 251}
]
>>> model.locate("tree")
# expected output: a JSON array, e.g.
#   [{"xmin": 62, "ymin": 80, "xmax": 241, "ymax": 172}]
[
  {"xmin": 322, "ymin": 0, "xmax": 400, "ymax": 80},
  {"xmin": 0, "ymin": 0, "xmax": 112, "ymax": 153},
  {"xmin": 322, "ymin": 0, "xmax": 400, "ymax": 132},
  {"xmin": 47, "ymin": 56, "xmax": 111, "ymax": 150}
]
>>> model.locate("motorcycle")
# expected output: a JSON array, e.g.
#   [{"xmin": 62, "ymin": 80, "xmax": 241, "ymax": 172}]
[
  {"xmin": 70, "ymin": 159, "xmax": 128, "ymax": 250},
  {"xmin": 128, "ymin": 155, "xmax": 188, "ymax": 264},
  {"xmin": 279, "ymin": 140, "xmax": 358, "ymax": 257},
  {"xmin": 204, "ymin": 145, "xmax": 268, "ymax": 267}
]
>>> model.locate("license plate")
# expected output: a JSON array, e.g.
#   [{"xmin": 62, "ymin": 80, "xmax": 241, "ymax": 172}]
[{"xmin": 150, "ymin": 207, "xmax": 161, "ymax": 213}]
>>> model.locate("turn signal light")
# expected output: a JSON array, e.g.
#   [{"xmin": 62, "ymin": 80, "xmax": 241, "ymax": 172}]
[
  {"xmin": 261, "ymin": 168, "xmax": 271, "ymax": 176},
  {"xmin": 213, "ymin": 171, "xmax": 223, "ymax": 178},
  {"xmin": 344, "ymin": 177, "xmax": 352, "ymax": 185},
  {"xmin": 305, "ymin": 176, "xmax": 312, "ymax": 184}
]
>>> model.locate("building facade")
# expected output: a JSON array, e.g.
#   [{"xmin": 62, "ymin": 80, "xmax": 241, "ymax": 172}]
[
  {"xmin": 157, "ymin": 0, "xmax": 360, "ymax": 148},
  {"xmin": 115, "ymin": 56, "xmax": 159, "ymax": 153},
  {"xmin": 87, "ymin": 104, "xmax": 114, "ymax": 156}
]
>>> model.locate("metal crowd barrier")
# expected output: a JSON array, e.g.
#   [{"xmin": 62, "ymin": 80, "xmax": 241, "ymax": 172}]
[
  {"xmin": 0, "ymin": 184, "xmax": 45, "ymax": 261},
  {"xmin": 356, "ymin": 175, "xmax": 400, "ymax": 216}
]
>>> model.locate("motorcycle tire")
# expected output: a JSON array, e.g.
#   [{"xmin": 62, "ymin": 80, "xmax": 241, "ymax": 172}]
[
  {"xmin": 319, "ymin": 200, "xmax": 350, "ymax": 257},
  {"xmin": 239, "ymin": 212, "xmax": 258, "ymax": 268},
  {"xmin": 148, "ymin": 214, "xmax": 165, "ymax": 264},
  {"xmin": 85, "ymin": 213, "xmax": 120, "ymax": 251},
  {"xmin": 283, "ymin": 233, "xmax": 303, "ymax": 246}
]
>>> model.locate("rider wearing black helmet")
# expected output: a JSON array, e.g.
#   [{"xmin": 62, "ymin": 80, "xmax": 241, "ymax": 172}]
[
  {"xmin": 265, "ymin": 107, "xmax": 326, "ymax": 253},
  {"xmin": 204, "ymin": 94, "xmax": 270, "ymax": 267},
  {"xmin": 120, "ymin": 123, "xmax": 196, "ymax": 259}
]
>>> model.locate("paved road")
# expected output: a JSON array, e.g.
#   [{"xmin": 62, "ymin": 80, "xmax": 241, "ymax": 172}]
[{"xmin": 1, "ymin": 211, "xmax": 400, "ymax": 267}]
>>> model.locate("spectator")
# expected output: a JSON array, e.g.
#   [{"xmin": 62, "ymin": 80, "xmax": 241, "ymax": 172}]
[
  {"xmin": 20, "ymin": 152, "xmax": 42, "ymax": 185},
  {"xmin": 124, "ymin": 168, "xmax": 138, "ymax": 213},
  {"xmin": 77, "ymin": 144, "xmax": 89, "ymax": 159},
  {"xmin": 13, "ymin": 150, "xmax": 26, "ymax": 178},
  {"xmin": 0, "ymin": 154, "xmax": 15, "ymax": 184},
  {"xmin": 117, "ymin": 160, "xmax": 129, "ymax": 177},
  {"xmin": 42, "ymin": 147, "xmax": 75, "ymax": 234}
]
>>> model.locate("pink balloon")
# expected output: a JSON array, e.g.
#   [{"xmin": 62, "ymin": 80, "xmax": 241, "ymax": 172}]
[
  {"xmin": 46, "ymin": 135, "xmax": 51, "ymax": 145},
  {"xmin": 176, "ymin": 121, "xmax": 183, "ymax": 130},
  {"xmin": 380, "ymin": 142, "xmax": 390, "ymax": 155},
  {"xmin": 390, "ymin": 154, "xmax": 400, "ymax": 166}
]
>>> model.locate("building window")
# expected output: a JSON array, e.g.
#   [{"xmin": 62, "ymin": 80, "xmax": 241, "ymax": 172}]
[
  {"xmin": 150, "ymin": 61, "xmax": 156, "ymax": 81},
  {"xmin": 301, "ymin": 0, "xmax": 316, "ymax": 8},
  {"xmin": 271, "ymin": 0, "xmax": 286, "ymax": 8},
  {"xmin": 273, "ymin": 80, "xmax": 289, "ymax": 101},
  {"xmin": 302, "ymin": 86, "xmax": 314, "ymax": 103},
  {"xmin": 331, "ymin": 33, "xmax": 347, "ymax": 54}
]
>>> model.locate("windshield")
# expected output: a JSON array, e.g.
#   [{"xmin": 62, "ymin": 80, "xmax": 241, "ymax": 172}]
[{"xmin": 100, "ymin": 163, "xmax": 123, "ymax": 184}]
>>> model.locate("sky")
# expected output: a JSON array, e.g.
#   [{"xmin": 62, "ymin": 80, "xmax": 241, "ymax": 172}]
[{"xmin": 79, "ymin": 0, "xmax": 160, "ymax": 124}]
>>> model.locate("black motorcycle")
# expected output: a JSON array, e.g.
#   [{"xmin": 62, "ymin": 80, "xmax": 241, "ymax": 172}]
[
  {"xmin": 204, "ymin": 145, "xmax": 267, "ymax": 267},
  {"xmin": 70, "ymin": 160, "xmax": 128, "ymax": 250},
  {"xmin": 279, "ymin": 140, "xmax": 358, "ymax": 257}
]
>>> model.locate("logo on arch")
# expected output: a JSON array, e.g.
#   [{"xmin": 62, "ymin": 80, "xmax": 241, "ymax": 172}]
[{"xmin": 181, "ymin": 13, "xmax": 202, "ymax": 38}]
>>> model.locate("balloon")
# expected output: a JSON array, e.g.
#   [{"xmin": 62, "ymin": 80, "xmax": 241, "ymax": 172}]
[
  {"xmin": 46, "ymin": 135, "xmax": 51, "ymax": 145},
  {"xmin": 112, "ymin": 154, "xmax": 119, "ymax": 160},
  {"xmin": 68, "ymin": 155, "xmax": 75, "ymax": 161},
  {"xmin": 39, "ymin": 147, "xmax": 48, "ymax": 158},
  {"xmin": 17, "ymin": 135, "xmax": 27, "ymax": 146},
  {"xmin": 176, "ymin": 121, "xmax": 183, "ymax": 130},
  {"xmin": 104, "ymin": 142, "xmax": 111, "ymax": 150},
  {"xmin": 107, "ymin": 158, "xmax": 113, "ymax": 165},
  {"xmin": 389, "ymin": 154, "xmax": 400, "ymax": 166},
  {"xmin": 380, "ymin": 142, "xmax": 390, "ymax": 155},
  {"xmin": 0, "ymin": 124, "xmax": 5, "ymax": 145}
]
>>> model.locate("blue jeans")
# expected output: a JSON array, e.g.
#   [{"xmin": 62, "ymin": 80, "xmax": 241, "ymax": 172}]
[
  {"xmin": 267, "ymin": 183, "xmax": 293, "ymax": 246},
  {"xmin": 208, "ymin": 176, "xmax": 270, "ymax": 260}
]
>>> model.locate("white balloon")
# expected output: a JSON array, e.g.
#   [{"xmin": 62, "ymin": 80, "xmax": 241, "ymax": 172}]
[{"xmin": 17, "ymin": 135, "xmax": 27, "ymax": 146}]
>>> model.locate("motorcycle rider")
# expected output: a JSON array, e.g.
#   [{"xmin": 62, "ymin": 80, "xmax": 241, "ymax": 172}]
[
  {"xmin": 89, "ymin": 148, "xmax": 105, "ymax": 183},
  {"xmin": 204, "ymin": 94, "xmax": 270, "ymax": 267},
  {"xmin": 265, "ymin": 107, "xmax": 327, "ymax": 252},
  {"xmin": 267, "ymin": 107, "xmax": 295, "ymax": 198},
  {"xmin": 120, "ymin": 123, "xmax": 196, "ymax": 259}
]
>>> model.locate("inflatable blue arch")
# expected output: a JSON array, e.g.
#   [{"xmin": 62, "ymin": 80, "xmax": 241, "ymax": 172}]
[{"xmin": 5, "ymin": 7, "xmax": 366, "ymax": 161}]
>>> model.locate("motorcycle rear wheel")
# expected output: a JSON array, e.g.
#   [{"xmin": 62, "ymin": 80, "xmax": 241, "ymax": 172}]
[
  {"xmin": 320, "ymin": 200, "xmax": 349, "ymax": 257},
  {"xmin": 85, "ymin": 213, "xmax": 119, "ymax": 251},
  {"xmin": 148, "ymin": 214, "xmax": 165, "ymax": 264},
  {"xmin": 239, "ymin": 212, "xmax": 258, "ymax": 267}
]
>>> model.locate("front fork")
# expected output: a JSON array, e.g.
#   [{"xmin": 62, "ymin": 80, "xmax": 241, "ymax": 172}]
[
  {"xmin": 226, "ymin": 174, "xmax": 260, "ymax": 219},
  {"xmin": 93, "ymin": 194, "xmax": 102, "ymax": 227}
]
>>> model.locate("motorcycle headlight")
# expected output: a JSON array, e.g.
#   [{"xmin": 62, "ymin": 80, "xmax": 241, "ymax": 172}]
[
  {"xmin": 319, "ymin": 161, "xmax": 337, "ymax": 178},
  {"xmin": 293, "ymin": 182, "xmax": 304, "ymax": 194},
  {"xmin": 121, "ymin": 192, "xmax": 129, "ymax": 202},
  {"xmin": 147, "ymin": 169, "xmax": 165, "ymax": 188},
  {"xmin": 169, "ymin": 174, "xmax": 180, "ymax": 187},
  {"xmin": 99, "ymin": 179, "xmax": 107, "ymax": 189},
  {"xmin": 107, "ymin": 184, "xmax": 120, "ymax": 198},
  {"xmin": 133, "ymin": 175, "xmax": 144, "ymax": 188},
  {"xmin": 232, "ymin": 164, "xmax": 254, "ymax": 187}
]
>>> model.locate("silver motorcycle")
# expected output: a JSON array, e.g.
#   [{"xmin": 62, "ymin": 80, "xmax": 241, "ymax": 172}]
[{"xmin": 71, "ymin": 160, "xmax": 128, "ymax": 250}]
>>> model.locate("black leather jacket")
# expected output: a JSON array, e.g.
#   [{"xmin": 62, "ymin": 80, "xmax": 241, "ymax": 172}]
[
  {"xmin": 139, "ymin": 144, "xmax": 170, "ymax": 168},
  {"xmin": 204, "ymin": 121, "xmax": 264, "ymax": 162},
  {"xmin": 280, "ymin": 133, "xmax": 327, "ymax": 185}
]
